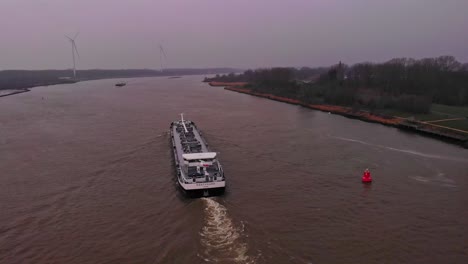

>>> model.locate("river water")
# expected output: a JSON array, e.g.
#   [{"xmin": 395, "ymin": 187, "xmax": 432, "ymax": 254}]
[{"xmin": 0, "ymin": 76, "xmax": 467, "ymax": 264}]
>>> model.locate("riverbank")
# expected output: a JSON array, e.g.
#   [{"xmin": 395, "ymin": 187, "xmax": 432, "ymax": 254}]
[
  {"xmin": 0, "ymin": 68, "xmax": 238, "ymax": 99},
  {"xmin": 225, "ymin": 86, "xmax": 402, "ymax": 126},
  {"xmin": 0, "ymin": 88, "xmax": 31, "ymax": 98},
  {"xmin": 216, "ymin": 83, "xmax": 468, "ymax": 148},
  {"xmin": 208, "ymin": 81, "xmax": 248, "ymax": 87},
  {"xmin": 0, "ymin": 79, "xmax": 79, "ymax": 98}
]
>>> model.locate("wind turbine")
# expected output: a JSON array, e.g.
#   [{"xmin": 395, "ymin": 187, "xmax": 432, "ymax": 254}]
[
  {"xmin": 159, "ymin": 43, "xmax": 168, "ymax": 72},
  {"xmin": 65, "ymin": 32, "xmax": 80, "ymax": 79}
]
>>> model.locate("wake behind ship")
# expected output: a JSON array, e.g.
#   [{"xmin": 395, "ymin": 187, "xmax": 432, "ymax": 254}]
[{"xmin": 170, "ymin": 114, "xmax": 225, "ymax": 197}]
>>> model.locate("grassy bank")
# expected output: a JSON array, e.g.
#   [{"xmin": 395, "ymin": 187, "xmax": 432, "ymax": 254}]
[{"xmin": 382, "ymin": 104, "xmax": 468, "ymax": 131}]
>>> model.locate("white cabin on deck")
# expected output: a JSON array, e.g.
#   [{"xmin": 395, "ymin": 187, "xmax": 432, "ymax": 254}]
[{"xmin": 182, "ymin": 152, "xmax": 217, "ymax": 167}]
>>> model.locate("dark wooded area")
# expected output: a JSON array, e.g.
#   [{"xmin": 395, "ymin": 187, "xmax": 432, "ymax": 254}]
[{"xmin": 206, "ymin": 56, "xmax": 468, "ymax": 114}]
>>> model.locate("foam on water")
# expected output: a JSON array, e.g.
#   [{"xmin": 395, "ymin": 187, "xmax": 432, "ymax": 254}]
[
  {"xmin": 409, "ymin": 172, "xmax": 457, "ymax": 187},
  {"xmin": 199, "ymin": 198, "xmax": 254, "ymax": 263},
  {"xmin": 331, "ymin": 136, "xmax": 468, "ymax": 163}
]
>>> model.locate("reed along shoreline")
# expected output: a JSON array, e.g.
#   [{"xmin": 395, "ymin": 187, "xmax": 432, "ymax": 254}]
[{"xmin": 209, "ymin": 82, "xmax": 468, "ymax": 148}]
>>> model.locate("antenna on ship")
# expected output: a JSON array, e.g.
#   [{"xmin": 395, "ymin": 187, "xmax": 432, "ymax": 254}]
[
  {"xmin": 180, "ymin": 113, "xmax": 188, "ymax": 133},
  {"xmin": 65, "ymin": 32, "xmax": 80, "ymax": 80}
]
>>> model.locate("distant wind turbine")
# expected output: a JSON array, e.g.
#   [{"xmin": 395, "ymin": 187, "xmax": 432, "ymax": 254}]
[
  {"xmin": 65, "ymin": 32, "xmax": 80, "ymax": 79},
  {"xmin": 159, "ymin": 43, "xmax": 168, "ymax": 72}
]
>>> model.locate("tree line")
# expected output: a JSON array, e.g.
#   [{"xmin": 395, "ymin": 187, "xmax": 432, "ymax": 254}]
[{"xmin": 207, "ymin": 56, "xmax": 468, "ymax": 113}]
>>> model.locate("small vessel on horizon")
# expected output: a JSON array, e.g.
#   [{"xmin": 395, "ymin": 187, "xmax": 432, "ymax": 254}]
[
  {"xmin": 170, "ymin": 114, "xmax": 225, "ymax": 197},
  {"xmin": 115, "ymin": 82, "xmax": 126, "ymax": 87}
]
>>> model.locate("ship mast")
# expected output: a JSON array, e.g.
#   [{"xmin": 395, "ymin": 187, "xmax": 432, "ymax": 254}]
[{"xmin": 180, "ymin": 113, "xmax": 188, "ymax": 133}]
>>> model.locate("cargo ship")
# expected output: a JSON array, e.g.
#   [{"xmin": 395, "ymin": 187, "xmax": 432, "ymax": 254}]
[{"xmin": 170, "ymin": 114, "xmax": 225, "ymax": 197}]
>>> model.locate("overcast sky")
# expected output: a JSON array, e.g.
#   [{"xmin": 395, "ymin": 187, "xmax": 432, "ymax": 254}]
[{"xmin": 1, "ymin": 0, "xmax": 467, "ymax": 70}]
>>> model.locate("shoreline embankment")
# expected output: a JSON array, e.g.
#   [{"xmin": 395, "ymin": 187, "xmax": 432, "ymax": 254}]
[
  {"xmin": 0, "ymin": 89, "xmax": 31, "ymax": 98},
  {"xmin": 209, "ymin": 82, "xmax": 468, "ymax": 148},
  {"xmin": 0, "ymin": 79, "xmax": 79, "ymax": 98}
]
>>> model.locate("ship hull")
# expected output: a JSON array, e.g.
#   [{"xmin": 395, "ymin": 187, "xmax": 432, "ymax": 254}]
[
  {"xmin": 170, "ymin": 119, "xmax": 225, "ymax": 197},
  {"xmin": 178, "ymin": 184, "xmax": 225, "ymax": 198}
]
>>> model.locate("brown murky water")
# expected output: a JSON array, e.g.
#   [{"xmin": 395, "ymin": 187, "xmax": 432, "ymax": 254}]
[{"xmin": 1, "ymin": 76, "xmax": 467, "ymax": 264}]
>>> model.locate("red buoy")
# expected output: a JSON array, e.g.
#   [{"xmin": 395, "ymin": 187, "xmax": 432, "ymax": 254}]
[{"xmin": 362, "ymin": 168, "xmax": 372, "ymax": 183}]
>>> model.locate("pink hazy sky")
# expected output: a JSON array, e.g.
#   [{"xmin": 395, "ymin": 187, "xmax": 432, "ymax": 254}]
[{"xmin": 1, "ymin": 0, "xmax": 467, "ymax": 70}]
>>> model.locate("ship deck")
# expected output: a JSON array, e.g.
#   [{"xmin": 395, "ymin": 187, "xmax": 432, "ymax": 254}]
[{"xmin": 172, "ymin": 122, "xmax": 209, "ymax": 164}]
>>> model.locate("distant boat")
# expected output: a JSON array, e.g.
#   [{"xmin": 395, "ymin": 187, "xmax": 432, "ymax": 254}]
[
  {"xmin": 115, "ymin": 82, "xmax": 126, "ymax": 87},
  {"xmin": 168, "ymin": 76, "xmax": 181, "ymax": 79}
]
